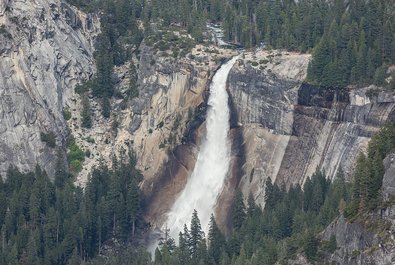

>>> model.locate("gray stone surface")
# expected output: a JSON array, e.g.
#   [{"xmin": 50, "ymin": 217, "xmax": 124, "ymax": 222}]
[
  {"xmin": 0, "ymin": 0, "xmax": 98, "ymax": 177},
  {"xmin": 383, "ymin": 154, "xmax": 395, "ymax": 200},
  {"xmin": 228, "ymin": 58, "xmax": 395, "ymax": 206},
  {"xmin": 320, "ymin": 208, "xmax": 395, "ymax": 265}
]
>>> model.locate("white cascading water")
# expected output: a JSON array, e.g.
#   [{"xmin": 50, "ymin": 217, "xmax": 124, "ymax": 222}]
[{"xmin": 164, "ymin": 56, "xmax": 238, "ymax": 241}]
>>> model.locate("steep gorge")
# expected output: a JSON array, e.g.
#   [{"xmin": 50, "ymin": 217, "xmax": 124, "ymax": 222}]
[{"xmin": 2, "ymin": 2, "xmax": 395, "ymax": 257}]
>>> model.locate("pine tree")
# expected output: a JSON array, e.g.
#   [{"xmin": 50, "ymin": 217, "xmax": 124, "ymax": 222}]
[
  {"xmin": 303, "ymin": 231, "xmax": 318, "ymax": 261},
  {"xmin": 44, "ymin": 207, "xmax": 59, "ymax": 264},
  {"xmin": 307, "ymin": 34, "xmax": 332, "ymax": 84},
  {"xmin": 8, "ymin": 243, "xmax": 18, "ymax": 265},
  {"xmin": 303, "ymin": 177, "xmax": 313, "ymax": 212},
  {"xmin": 0, "ymin": 191, "xmax": 5, "ymax": 228},
  {"xmin": 55, "ymin": 150, "xmax": 68, "ymax": 189},
  {"xmin": 247, "ymin": 192, "xmax": 257, "ymax": 217},
  {"xmin": 232, "ymin": 190, "xmax": 246, "ymax": 230},
  {"xmin": 25, "ymin": 230, "xmax": 40, "ymax": 265},
  {"xmin": 129, "ymin": 61, "xmax": 139, "ymax": 98},
  {"xmin": 67, "ymin": 248, "xmax": 80, "ymax": 265},
  {"xmin": 355, "ymin": 30, "xmax": 368, "ymax": 84},
  {"xmin": 264, "ymin": 177, "xmax": 275, "ymax": 209},
  {"xmin": 81, "ymin": 95, "xmax": 92, "ymax": 128},
  {"xmin": 178, "ymin": 226, "xmax": 190, "ymax": 264},
  {"xmin": 127, "ymin": 180, "xmax": 140, "ymax": 240},
  {"xmin": 101, "ymin": 97, "xmax": 111, "ymax": 118},
  {"xmin": 188, "ymin": 210, "xmax": 204, "ymax": 259},
  {"xmin": 208, "ymin": 214, "xmax": 224, "ymax": 264}
]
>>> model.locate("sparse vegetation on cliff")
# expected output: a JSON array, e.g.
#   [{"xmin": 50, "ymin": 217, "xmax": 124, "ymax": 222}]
[
  {"xmin": 345, "ymin": 123, "xmax": 395, "ymax": 219},
  {"xmin": 67, "ymin": 140, "xmax": 85, "ymax": 172},
  {"xmin": 40, "ymin": 131, "xmax": 57, "ymax": 148},
  {"xmin": 81, "ymin": 95, "xmax": 92, "ymax": 128}
]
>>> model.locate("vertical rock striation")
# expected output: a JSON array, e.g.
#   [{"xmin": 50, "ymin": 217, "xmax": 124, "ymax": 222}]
[
  {"xmin": 0, "ymin": 0, "xmax": 98, "ymax": 177},
  {"xmin": 228, "ymin": 50, "xmax": 395, "ymax": 206}
]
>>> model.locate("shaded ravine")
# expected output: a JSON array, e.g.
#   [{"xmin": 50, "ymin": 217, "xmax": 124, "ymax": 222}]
[{"xmin": 163, "ymin": 57, "xmax": 238, "ymax": 241}]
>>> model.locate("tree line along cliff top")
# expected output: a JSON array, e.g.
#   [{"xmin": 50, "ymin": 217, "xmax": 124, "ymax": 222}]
[{"xmin": 63, "ymin": 0, "xmax": 395, "ymax": 96}]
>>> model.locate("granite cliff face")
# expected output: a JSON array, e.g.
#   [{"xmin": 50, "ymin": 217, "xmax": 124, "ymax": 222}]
[
  {"xmin": 317, "ymin": 153, "xmax": 395, "ymax": 265},
  {"xmin": 70, "ymin": 44, "xmax": 226, "ymax": 187},
  {"xmin": 0, "ymin": 0, "xmax": 233, "ymax": 192},
  {"xmin": 320, "ymin": 210, "xmax": 395, "ymax": 265},
  {"xmin": 0, "ymin": 0, "xmax": 98, "ymax": 177},
  {"xmin": 228, "ymin": 50, "xmax": 395, "ymax": 206},
  {"xmin": 138, "ymin": 47, "xmax": 237, "ymax": 227},
  {"xmin": 2, "ymin": 1, "xmax": 395, "ymax": 252}
]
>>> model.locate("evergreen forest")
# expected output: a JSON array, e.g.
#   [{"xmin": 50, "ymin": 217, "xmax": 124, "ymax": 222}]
[
  {"xmin": 2, "ymin": 0, "xmax": 395, "ymax": 264},
  {"xmin": 68, "ymin": 0, "xmax": 395, "ymax": 117},
  {"xmin": 0, "ymin": 152, "xmax": 146, "ymax": 265},
  {"xmin": 2, "ymin": 123, "xmax": 395, "ymax": 264}
]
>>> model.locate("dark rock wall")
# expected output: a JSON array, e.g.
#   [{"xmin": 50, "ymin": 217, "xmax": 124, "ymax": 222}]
[{"xmin": 228, "ymin": 63, "xmax": 395, "ymax": 204}]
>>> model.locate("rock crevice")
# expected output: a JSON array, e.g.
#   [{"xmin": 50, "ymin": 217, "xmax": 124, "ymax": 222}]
[{"xmin": 0, "ymin": 0, "xmax": 99, "ymax": 177}]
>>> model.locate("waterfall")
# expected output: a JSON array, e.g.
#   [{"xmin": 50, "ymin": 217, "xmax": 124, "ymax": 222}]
[{"xmin": 164, "ymin": 56, "xmax": 238, "ymax": 242}]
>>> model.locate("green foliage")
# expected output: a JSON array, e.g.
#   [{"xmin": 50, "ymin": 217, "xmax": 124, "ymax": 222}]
[
  {"xmin": 232, "ymin": 190, "xmax": 246, "ymax": 230},
  {"xmin": 69, "ymin": 0, "xmax": 144, "ymax": 117},
  {"xmin": 346, "ymin": 123, "xmax": 395, "ymax": 218},
  {"xmin": 63, "ymin": 109, "xmax": 72, "ymax": 121},
  {"xmin": 67, "ymin": 0, "xmax": 394, "ymax": 89},
  {"xmin": 306, "ymin": 1, "xmax": 394, "ymax": 87},
  {"xmin": 208, "ymin": 214, "xmax": 225, "ymax": 264},
  {"xmin": 101, "ymin": 97, "xmax": 111, "ymax": 118},
  {"xmin": 55, "ymin": 150, "xmax": 69, "ymax": 188},
  {"xmin": 40, "ymin": 131, "xmax": 56, "ymax": 148},
  {"xmin": 153, "ymin": 170, "xmax": 350, "ymax": 264},
  {"xmin": 146, "ymin": 30, "xmax": 197, "ymax": 58},
  {"xmin": 155, "ymin": 210, "xmax": 207, "ymax": 265},
  {"xmin": 326, "ymin": 235, "xmax": 337, "ymax": 253},
  {"xmin": 189, "ymin": 210, "xmax": 205, "ymax": 259},
  {"xmin": 81, "ymin": 95, "xmax": 92, "ymax": 128},
  {"xmin": 1, "ymin": 151, "xmax": 145, "ymax": 264},
  {"xmin": 374, "ymin": 66, "xmax": 388, "ymax": 86},
  {"xmin": 201, "ymin": 0, "xmax": 395, "ymax": 87},
  {"xmin": 67, "ymin": 140, "xmax": 85, "ymax": 172},
  {"xmin": 75, "ymin": 80, "xmax": 93, "ymax": 95},
  {"xmin": 129, "ymin": 61, "xmax": 139, "ymax": 98},
  {"xmin": 303, "ymin": 231, "xmax": 318, "ymax": 261}
]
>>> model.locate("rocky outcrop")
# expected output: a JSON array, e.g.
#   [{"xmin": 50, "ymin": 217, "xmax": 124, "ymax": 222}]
[
  {"xmin": 228, "ymin": 50, "xmax": 309, "ymax": 205},
  {"xmin": 321, "ymin": 206, "xmax": 395, "ymax": 265},
  {"xmin": 277, "ymin": 85, "xmax": 394, "ymax": 185},
  {"xmin": 0, "ymin": 0, "xmax": 98, "ymax": 177},
  {"xmin": 228, "ymin": 50, "xmax": 395, "ymax": 206},
  {"xmin": 285, "ymin": 153, "xmax": 395, "ymax": 265},
  {"xmin": 383, "ymin": 153, "xmax": 395, "ymax": 201}
]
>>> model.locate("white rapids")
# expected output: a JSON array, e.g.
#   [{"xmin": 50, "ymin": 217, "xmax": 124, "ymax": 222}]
[{"xmin": 163, "ymin": 56, "xmax": 238, "ymax": 241}]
